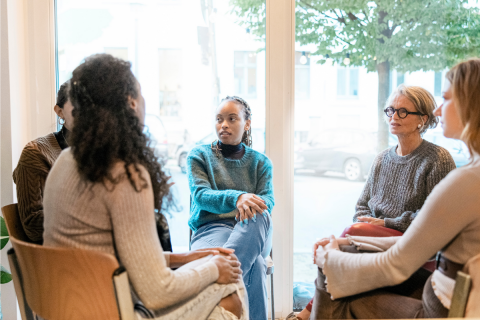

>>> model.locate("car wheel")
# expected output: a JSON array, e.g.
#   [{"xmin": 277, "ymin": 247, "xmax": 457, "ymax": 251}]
[
  {"xmin": 179, "ymin": 153, "xmax": 187, "ymax": 174},
  {"xmin": 343, "ymin": 158, "xmax": 362, "ymax": 181}
]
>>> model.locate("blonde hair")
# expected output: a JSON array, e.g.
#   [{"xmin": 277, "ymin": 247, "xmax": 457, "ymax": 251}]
[
  {"xmin": 385, "ymin": 84, "xmax": 438, "ymax": 135},
  {"xmin": 446, "ymin": 58, "xmax": 480, "ymax": 157}
]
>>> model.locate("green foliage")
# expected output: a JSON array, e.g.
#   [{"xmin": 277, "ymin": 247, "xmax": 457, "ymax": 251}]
[
  {"xmin": 0, "ymin": 216, "xmax": 11, "ymax": 284},
  {"xmin": 0, "ymin": 217, "xmax": 8, "ymax": 250},
  {"xmin": 0, "ymin": 266, "xmax": 11, "ymax": 285},
  {"xmin": 230, "ymin": 0, "xmax": 480, "ymax": 72}
]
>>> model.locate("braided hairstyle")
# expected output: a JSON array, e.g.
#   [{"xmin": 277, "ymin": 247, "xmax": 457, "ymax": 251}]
[
  {"xmin": 69, "ymin": 54, "xmax": 173, "ymax": 215},
  {"xmin": 221, "ymin": 95, "xmax": 253, "ymax": 147}
]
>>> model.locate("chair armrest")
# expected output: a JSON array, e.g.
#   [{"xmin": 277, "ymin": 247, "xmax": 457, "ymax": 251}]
[
  {"xmin": 113, "ymin": 267, "xmax": 136, "ymax": 320},
  {"xmin": 7, "ymin": 248, "xmax": 35, "ymax": 320},
  {"xmin": 449, "ymin": 271, "xmax": 471, "ymax": 318}
]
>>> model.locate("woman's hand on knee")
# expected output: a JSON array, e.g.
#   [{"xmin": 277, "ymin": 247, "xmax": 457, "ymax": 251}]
[
  {"xmin": 357, "ymin": 216, "xmax": 385, "ymax": 226},
  {"xmin": 235, "ymin": 193, "xmax": 268, "ymax": 225},
  {"xmin": 169, "ymin": 248, "xmax": 235, "ymax": 268},
  {"xmin": 313, "ymin": 235, "xmax": 341, "ymax": 266},
  {"xmin": 212, "ymin": 255, "xmax": 243, "ymax": 284}
]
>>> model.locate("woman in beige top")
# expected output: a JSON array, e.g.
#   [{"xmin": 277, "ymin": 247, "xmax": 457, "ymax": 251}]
[
  {"xmin": 310, "ymin": 58, "xmax": 480, "ymax": 319},
  {"xmin": 43, "ymin": 54, "xmax": 247, "ymax": 320}
]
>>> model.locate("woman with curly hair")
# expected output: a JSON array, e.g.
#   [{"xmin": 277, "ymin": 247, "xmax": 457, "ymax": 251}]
[
  {"xmin": 188, "ymin": 96, "xmax": 275, "ymax": 320},
  {"xmin": 43, "ymin": 54, "xmax": 247, "ymax": 320},
  {"xmin": 12, "ymin": 81, "xmax": 73, "ymax": 243}
]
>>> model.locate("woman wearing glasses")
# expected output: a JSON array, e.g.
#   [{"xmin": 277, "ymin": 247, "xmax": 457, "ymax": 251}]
[
  {"xmin": 290, "ymin": 84, "xmax": 456, "ymax": 320},
  {"xmin": 352, "ymin": 84, "xmax": 456, "ymax": 233}
]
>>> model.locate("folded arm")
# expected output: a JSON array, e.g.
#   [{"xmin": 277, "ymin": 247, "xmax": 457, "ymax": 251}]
[
  {"xmin": 187, "ymin": 154, "xmax": 245, "ymax": 214},
  {"xmin": 253, "ymin": 158, "xmax": 275, "ymax": 213}
]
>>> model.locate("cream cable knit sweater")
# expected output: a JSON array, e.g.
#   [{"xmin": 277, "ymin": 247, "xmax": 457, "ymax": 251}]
[
  {"xmin": 43, "ymin": 150, "xmax": 220, "ymax": 311},
  {"xmin": 322, "ymin": 155, "xmax": 480, "ymax": 301}
]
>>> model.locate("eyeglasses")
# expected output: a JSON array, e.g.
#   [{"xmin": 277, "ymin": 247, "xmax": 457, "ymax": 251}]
[{"xmin": 384, "ymin": 107, "xmax": 425, "ymax": 119}]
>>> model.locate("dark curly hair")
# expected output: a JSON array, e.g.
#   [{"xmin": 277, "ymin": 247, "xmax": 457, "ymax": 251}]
[
  {"xmin": 68, "ymin": 53, "xmax": 173, "ymax": 214},
  {"xmin": 56, "ymin": 81, "xmax": 69, "ymax": 108}
]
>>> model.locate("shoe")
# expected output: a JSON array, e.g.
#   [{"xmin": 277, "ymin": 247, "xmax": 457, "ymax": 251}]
[{"xmin": 286, "ymin": 312, "xmax": 299, "ymax": 320}]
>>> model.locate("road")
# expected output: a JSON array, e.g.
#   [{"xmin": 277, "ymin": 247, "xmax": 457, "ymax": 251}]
[{"xmin": 163, "ymin": 163, "xmax": 366, "ymax": 284}]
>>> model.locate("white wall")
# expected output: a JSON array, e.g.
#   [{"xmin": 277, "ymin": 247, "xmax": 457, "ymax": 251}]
[{"xmin": 1, "ymin": 0, "xmax": 56, "ymax": 318}]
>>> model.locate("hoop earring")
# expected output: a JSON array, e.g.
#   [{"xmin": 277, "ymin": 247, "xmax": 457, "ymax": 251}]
[
  {"xmin": 58, "ymin": 117, "xmax": 65, "ymax": 126},
  {"xmin": 211, "ymin": 140, "xmax": 222, "ymax": 158}
]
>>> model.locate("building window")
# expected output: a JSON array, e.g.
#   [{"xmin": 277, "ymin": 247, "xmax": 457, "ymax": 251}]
[
  {"xmin": 397, "ymin": 72, "xmax": 405, "ymax": 86},
  {"xmin": 159, "ymin": 49, "xmax": 182, "ymax": 117},
  {"xmin": 234, "ymin": 51, "xmax": 257, "ymax": 98},
  {"xmin": 337, "ymin": 67, "xmax": 359, "ymax": 97},
  {"xmin": 434, "ymin": 72, "xmax": 443, "ymax": 97},
  {"xmin": 104, "ymin": 47, "xmax": 129, "ymax": 61},
  {"xmin": 295, "ymin": 51, "xmax": 310, "ymax": 100}
]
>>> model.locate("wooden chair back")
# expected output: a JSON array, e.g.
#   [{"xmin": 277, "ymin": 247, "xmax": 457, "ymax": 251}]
[
  {"xmin": 10, "ymin": 236, "xmax": 128, "ymax": 320},
  {"xmin": 464, "ymin": 253, "xmax": 480, "ymax": 317},
  {"xmin": 1, "ymin": 203, "xmax": 30, "ymax": 242}
]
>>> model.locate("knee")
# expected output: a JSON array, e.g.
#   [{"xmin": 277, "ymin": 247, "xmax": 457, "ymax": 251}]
[{"xmin": 219, "ymin": 293, "xmax": 243, "ymax": 319}]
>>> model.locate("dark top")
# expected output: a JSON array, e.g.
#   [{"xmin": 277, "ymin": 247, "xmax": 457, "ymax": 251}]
[
  {"xmin": 53, "ymin": 126, "xmax": 70, "ymax": 150},
  {"xmin": 219, "ymin": 141, "xmax": 245, "ymax": 159}
]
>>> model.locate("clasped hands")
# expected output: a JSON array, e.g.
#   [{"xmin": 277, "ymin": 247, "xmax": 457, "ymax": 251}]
[
  {"xmin": 170, "ymin": 247, "xmax": 242, "ymax": 284},
  {"xmin": 312, "ymin": 235, "xmax": 350, "ymax": 268},
  {"xmin": 357, "ymin": 216, "xmax": 385, "ymax": 226},
  {"xmin": 235, "ymin": 193, "xmax": 269, "ymax": 226}
]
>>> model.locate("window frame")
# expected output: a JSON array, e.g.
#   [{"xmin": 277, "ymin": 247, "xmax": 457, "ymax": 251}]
[{"xmin": 28, "ymin": 0, "xmax": 297, "ymax": 318}]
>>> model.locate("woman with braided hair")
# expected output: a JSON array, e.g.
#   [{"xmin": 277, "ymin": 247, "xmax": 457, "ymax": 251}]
[{"xmin": 188, "ymin": 96, "xmax": 275, "ymax": 320}]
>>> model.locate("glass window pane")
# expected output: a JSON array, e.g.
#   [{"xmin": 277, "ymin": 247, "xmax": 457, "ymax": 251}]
[
  {"xmin": 248, "ymin": 67, "xmax": 257, "ymax": 95},
  {"xmin": 349, "ymin": 68, "xmax": 359, "ymax": 96},
  {"xmin": 234, "ymin": 51, "xmax": 245, "ymax": 64},
  {"xmin": 397, "ymin": 72, "xmax": 405, "ymax": 86},
  {"xmin": 234, "ymin": 67, "xmax": 245, "ymax": 95},
  {"xmin": 293, "ymin": 0, "xmax": 476, "ymax": 311},
  {"xmin": 434, "ymin": 72, "xmax": 442, "ymax": 96},
  {"xmin": 57, "ymin": 0, "xmax": 266, "ymax": 253},
  {"xmin": 337, "ymin": 68, "xmax": 346, "ymax": 96}
]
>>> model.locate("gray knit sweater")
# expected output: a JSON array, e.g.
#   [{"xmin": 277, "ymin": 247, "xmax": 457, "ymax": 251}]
[{"xmin": 353, "ymin": 140, "xmax": 456, "ymax": 232}]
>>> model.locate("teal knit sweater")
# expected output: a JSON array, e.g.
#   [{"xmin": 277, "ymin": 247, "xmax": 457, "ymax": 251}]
[{"xmin": 187, "ymin": 144, "xmax": 275, "ymax": 231}]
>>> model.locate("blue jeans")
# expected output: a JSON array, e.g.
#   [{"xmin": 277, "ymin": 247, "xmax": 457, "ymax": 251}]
[{"xmin": 190, "ymin": 213, "xmax": 273, "ymax": 320}]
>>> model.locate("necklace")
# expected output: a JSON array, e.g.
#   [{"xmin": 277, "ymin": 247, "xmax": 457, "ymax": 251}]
[{"xmin": 61, "ymin": 127, "xmax": 69, "ymax": 147}]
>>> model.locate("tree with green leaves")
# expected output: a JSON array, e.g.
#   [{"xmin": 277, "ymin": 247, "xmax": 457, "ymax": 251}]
[{"xmin": 231, "ymin": 0, "xmax": 480, "ymax": 150}]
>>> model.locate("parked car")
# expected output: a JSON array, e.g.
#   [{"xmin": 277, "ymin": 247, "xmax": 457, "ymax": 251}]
[
  {"xmin": 294, "ymin": 129, "xmax": 377, "ymax": 181},
  {"xmin": 144, "ymin": 114, "xmax": 169, "ymax": 166},
  {"xmin": 175, "ymin": 128, "xmax": 266, "ymax": 173}
]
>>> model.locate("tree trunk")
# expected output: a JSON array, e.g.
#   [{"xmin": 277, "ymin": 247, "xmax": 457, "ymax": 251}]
[{"xmin": 376, "ymin": 60, "xmax": 390, "ymax": 152}]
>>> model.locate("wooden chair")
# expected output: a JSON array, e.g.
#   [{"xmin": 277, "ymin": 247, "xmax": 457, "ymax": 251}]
[
  {"xmin": 449, "ymin": 271, "xmax": 471, "ymax": 318},
  {"xmin": 449, "ymin": 252, "xmax": 480, "ymax": 318},
  {"xmin": 2, "ymin": 203, "xmax": 36, "ymax": 320},
  {"xmin": 9, "ymin": 236, "xmax": 135, "ymax": 320},
  {"xmin": 2, "ymin": 203, "xmax": 31, "ymax": 242},
  {"xmin": 2, "ymin": 203, "xmax": 135, "ymax": 320}
]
